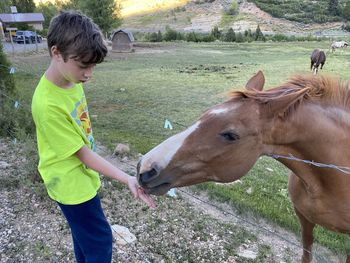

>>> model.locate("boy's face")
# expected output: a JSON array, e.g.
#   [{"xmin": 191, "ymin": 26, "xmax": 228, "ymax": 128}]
[
  {"xmin": 60, "ymin": 57, "xmax": 95, "ymax": 84},
  {"xmin": 52, "ymin": 46, "xmax": 96, "ymax": 86}
]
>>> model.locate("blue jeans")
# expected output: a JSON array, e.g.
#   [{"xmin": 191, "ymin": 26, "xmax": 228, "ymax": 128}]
[{"xmin": 57, "ymin": 194, "xmax": 113, "ymax": 263}]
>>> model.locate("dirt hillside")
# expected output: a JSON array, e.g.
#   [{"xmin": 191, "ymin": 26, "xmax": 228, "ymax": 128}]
[{"xmin": 122, "ymin": 0, "xmax": 349, "ymax": 37}]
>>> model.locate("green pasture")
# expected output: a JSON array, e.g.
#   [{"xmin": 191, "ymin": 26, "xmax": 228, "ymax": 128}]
[{"xmin": 13, "ymin": 41, "xmax": 350, "ymax": 258}]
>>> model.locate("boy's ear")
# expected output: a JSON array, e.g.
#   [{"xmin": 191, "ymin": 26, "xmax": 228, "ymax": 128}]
[{"xmin": 51, "ymin": 46, "xmax": 62, "ymax": 60}]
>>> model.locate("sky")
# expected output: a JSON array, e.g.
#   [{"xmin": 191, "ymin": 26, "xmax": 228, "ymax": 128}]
[
  {"xmin": 120, "ymin": 0, "xmax": 188, "ymax": 17},
  {"xmin": 33, "ymin": 0, "xmax": 189, "ymax": 17}
]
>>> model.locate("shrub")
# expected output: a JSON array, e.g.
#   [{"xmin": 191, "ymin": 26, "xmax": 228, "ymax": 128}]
[
  {"xmin": 0, "ymin": 42, "xmax": 35, "ymax": 138},
  {"xmin": 211, "ymin": 26, "xmax": 221, "ymax": 39},
  {"xmin": 270, "ymin": 33, "xmax": 289, "ymax": 42},
  {"xmin": 147, "ymin": 32, "xmax": 159, "ymax": 42},
  {"xmin": 0, "ymin": 41, "xmax": 17, "ymax": 137},
  {"xmin": 236, "ymin": 32, "xmax": 244, "ymax": 42},
  {"xmin": 199, "ymin": 33, "xmax": 215, "ymax": 42},
  {"xmin": 186, "ymin": 31, "xmax": 198, "ymax": 42},
  {"xmin": 163, "ymin": 26, "xmax": 178, "ymax": 41},
  {"xmin": 342, "ymin": 23, "xmax": 350, "ymax": 32},
  {"xmin": 224, "ymin": 28, "xmax": 236, "ymax": 42},
  {"xmin": 250, "ymin": 0, "xmax": 347, "ymax": 23},
  {"xmin": 255, "ymin": 25, "xmax": 265, "ymax": 41},
  {"xmin": 227, "ymin": 1, "xmax": 239, "ymax": 15}
]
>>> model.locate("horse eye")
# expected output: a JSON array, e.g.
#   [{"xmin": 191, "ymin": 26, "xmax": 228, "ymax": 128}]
[{"xmin": 220, "ymin": 131, "xmax": 240, "ymax": 142}]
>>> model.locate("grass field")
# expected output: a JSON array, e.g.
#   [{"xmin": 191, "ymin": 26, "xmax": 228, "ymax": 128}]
[{"xmin": 12, "ymin": 40, "xmax": 350, "ymax": 257}]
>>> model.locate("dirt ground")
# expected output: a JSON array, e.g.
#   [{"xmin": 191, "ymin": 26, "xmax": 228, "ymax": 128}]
[{"xmin": 0, "ymin": 138, "xmax": 345, "ymax": 263}]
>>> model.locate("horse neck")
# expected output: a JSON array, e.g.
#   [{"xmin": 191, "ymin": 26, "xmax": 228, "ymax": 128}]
[{"xmin": 263, "ymin": 103, "xmax": 350, "ymax": 188}]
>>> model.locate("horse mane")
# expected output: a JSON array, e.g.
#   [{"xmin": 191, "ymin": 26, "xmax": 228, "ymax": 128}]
[{"xmin": 230, "ymin": 74, "xmax": 350, "ymax": 113}]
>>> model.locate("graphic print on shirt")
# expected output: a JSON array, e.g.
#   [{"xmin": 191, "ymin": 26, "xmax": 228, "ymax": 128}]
[{"xmin": 71, "ymin": 95, "xmax": 96, "ymax": 151}]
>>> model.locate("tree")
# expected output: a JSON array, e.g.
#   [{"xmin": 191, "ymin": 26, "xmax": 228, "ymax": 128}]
[
  {"xmin": 148, "ymin": 32, "xmax": 158, "ymax": 42},
  {"xmin": 10, "ymin": 0, "xmax": 35, "ymax": 13},
  {"xmin": 211, "ymin": 26, "xmax": 221, "ymax": 39},
  {"xmin": 176, "ymin": 31, "xmax": 184, "ymax": 41},
  {"xmin": 146, "ymin": 31, "xmax": 163, "ymax": 42},
  {"xmin": 77, "ymin": 0, "xmax": 122, "ymax": 34},
  {"xmin": 163, "ymin": 26, "xmax": 178, "ymax": 41},
  {"xmin": 236, "ymin": 32, "xmax": 244, "ymax": 43},
  {"xmin": 157, "ymin": 30, "xmax": 162, "ymax": 42},
  {"xmin": 255, "ymin": 25, "xmax": 265, "ymax": 41},
  {"xmin": 224, "ymin": 28, "xmax": 236, "ymax": 42},
  {"xmin": 35, "ymin": 2, "xmax": 59, "ymax": 29},
  {"xmin": 0, "ymin": 0, "xmax": 11, "ymax": 13},
  {"xmin": 56, "ymin": 0, "xmax": 80, "ymax": 10},
  {"xmin": 328, "ymin": 0, "xmax": 340, "ymax": 16},
  {"xmin": 342, "ymin": 0, "xmax": 350, "ymax": 20},
  {"xmin": 186, "ymin": 31, "xmax": 198, "ymax": 42}
]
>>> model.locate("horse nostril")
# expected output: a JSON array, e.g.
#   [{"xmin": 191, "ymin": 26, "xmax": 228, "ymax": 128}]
[{"xmin": 139, "ymin": 168, "xmax": 159, "ymax": 184}]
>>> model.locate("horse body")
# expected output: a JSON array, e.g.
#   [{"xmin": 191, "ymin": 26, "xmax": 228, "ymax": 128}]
[
  {"xmin": 137, "ymin": 71, "xmax": 350, "ymax": 262},
  {"xmin": 331, "ymin": 40, "xmax": 348, "ymax": 52},
  {"xmin": 310, "ymin": 48, "xmax": 326, "ymax": 74}
]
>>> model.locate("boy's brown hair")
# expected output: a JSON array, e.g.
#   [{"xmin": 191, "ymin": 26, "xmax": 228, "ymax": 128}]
[{"xmin": 47, "ymin": 11, "xmax": 108, "ymax": 64}]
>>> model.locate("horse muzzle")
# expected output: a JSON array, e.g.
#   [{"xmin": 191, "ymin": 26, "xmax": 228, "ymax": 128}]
[{"xmin": 137, "ymin": 161, "xmax": 172, "ymax": 195}]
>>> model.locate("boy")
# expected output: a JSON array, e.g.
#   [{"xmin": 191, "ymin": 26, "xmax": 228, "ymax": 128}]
[{"xmin": 31, "ymin": 11, "xmax": 155, "ymax": 263}]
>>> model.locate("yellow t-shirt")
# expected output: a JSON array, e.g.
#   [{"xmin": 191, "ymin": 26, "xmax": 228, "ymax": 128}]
[{"xmin": 31, "ymin": 75, "xmax": 100, "ymax": 205}]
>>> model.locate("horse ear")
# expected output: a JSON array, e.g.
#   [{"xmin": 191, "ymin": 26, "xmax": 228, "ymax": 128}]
[
  {"xmin": 246, "ymin": 71, "xmax": 265, "ymax": 91},
  {"xmin": 263, "ymin": 88, "xmax": 309, "ymax": 118}
]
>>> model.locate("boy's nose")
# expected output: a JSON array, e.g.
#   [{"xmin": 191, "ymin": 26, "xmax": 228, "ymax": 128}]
[{"xmin": 84, "ymin": 68, "xmax": 92, "ymax": 78}]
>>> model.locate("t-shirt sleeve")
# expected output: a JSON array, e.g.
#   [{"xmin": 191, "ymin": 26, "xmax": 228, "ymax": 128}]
[{"xmin": 40, "ymin": 115, "xmax": 85, "ymax": 159}]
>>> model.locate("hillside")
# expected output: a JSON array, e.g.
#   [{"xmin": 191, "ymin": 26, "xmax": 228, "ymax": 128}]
[{"xmin": 121, "ymin": 0, "xmax": 350, "ymax": 37}]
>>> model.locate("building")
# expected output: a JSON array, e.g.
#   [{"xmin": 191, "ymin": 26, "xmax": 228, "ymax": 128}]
[
  {"xmin": 0, "ymin": 12, "xmax": 44, "ymax": 41},
  {"xmin": 0, "ymin": 12, "xmax": 45, "ymax": 31},
  {"xmin": 111, "ymin": 29, "xmax": 134, "ymax": 52}
]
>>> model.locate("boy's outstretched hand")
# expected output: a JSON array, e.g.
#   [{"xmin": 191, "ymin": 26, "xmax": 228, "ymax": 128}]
[{"xmin": 127, "ymin": 176, "xmax": 156, "ymax": 208}]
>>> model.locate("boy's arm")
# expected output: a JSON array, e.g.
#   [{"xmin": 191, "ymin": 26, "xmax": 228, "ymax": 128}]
[{"xmin": 75, "ymin": 145, "xmax": 155, "ymax": 208}]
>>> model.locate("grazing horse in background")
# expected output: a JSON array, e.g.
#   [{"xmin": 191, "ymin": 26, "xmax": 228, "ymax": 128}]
[
  {"xmin": 331, "ymin": 40, "xmax": 348, "ymax": 52},
  {"xmin": 310, "ymin": 49, "xmax": 326, "ymax": 74},
  {"xmin": 138, "ymin": 71, "xmax": 350, "ymax": 263}
]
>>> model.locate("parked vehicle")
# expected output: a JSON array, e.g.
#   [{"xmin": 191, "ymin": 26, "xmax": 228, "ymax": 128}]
[{"xmin": 14, "ymin": 30, "xmax": 42, "ymax": 44}]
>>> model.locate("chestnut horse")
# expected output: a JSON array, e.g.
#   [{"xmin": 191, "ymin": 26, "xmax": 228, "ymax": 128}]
[
  {"xmin": 137, "ymin": 71, "xmax": 350, "ymax": 263},
  {"xmin": 310, "ymin": 49, "xmax": 326, "ymax": 75}
]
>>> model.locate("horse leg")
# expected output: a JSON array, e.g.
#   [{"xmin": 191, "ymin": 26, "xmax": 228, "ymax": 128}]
[
  {"xmin": 295, "ymin": 208, "xmax": 315, "ymax": 263},
  {"xmin": 347, "ymin": 255, "xmax": 350, "ymax": 263}
]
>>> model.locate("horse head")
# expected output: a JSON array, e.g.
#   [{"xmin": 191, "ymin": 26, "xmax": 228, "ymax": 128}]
[{"xmin": 137, "ymin": 71, "xmax": 307, "ymax": 195}]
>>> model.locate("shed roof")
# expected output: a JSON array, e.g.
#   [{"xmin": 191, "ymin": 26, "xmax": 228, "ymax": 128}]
[
  {"xmin": 111, "ymin": 29, "xmax": 134, "ymax": 42},
  {"xmin": 0, "ymin": 13, "xmax": 44, "ymax": 23}
]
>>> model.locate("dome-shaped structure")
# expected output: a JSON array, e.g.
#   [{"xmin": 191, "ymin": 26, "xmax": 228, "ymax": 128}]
[{"xmin": 111, "ymin": 29, "xmax": 134, "ymax": 53}]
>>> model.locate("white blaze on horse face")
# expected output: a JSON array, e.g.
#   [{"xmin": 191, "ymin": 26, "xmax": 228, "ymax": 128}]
[
  {"xmin": 208, "ymin": 104, "xmax": 238, "ymax": 116},
  {"xmin": 140, "ymin": 121, "xmax": 200, "ymax": 173}
]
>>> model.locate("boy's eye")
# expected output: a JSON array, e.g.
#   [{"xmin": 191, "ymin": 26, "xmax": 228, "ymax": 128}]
[
  {"xmin": 78, "ymin": 64, "xmax": 90, "ymax": 69},
  {"xmin": 79, "ymin": 63, "xmax": 95, "ymax": 69}
]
